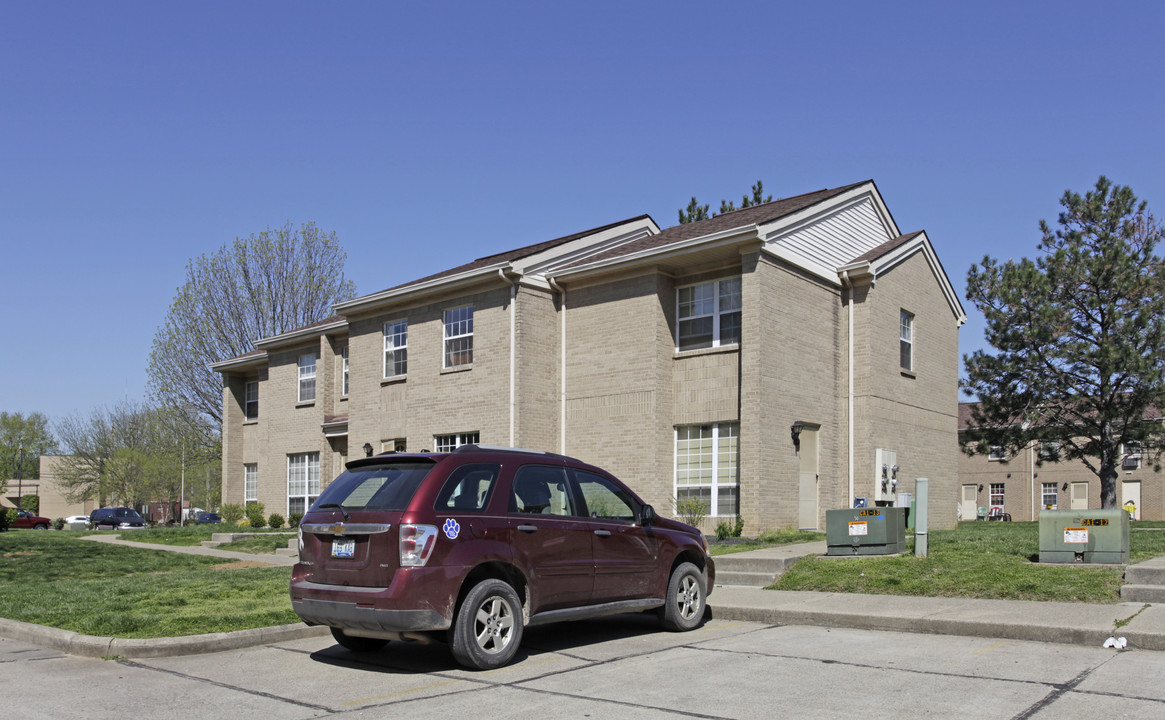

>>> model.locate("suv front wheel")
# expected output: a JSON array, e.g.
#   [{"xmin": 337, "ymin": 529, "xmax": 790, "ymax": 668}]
[
  {"xmin": 451, "ymin": 578, "xmax": 524, "ymax": 670},
  {"xmin": 661, "ymin": 562, "xmax": 706, "ymax": 631}
]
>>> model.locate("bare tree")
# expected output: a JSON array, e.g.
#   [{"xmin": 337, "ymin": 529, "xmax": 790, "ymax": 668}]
[{"xmin": 147, "ymin": 222, "xmax": 356, "ymax": 425}]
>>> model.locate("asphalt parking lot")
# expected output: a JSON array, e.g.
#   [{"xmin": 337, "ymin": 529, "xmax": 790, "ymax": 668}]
[{"xmin": 6, "ymin": 614, "xmax": 1165, "ymax": 719}]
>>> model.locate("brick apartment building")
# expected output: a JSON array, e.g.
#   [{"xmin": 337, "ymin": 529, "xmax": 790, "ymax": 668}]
[
  {"xmin": 212, "ymin": 180, "xmax": 966, "ymax": 532},
  {"xmin": 957, "ymin": 403, "xmax": 1164, "ymax": 521}
]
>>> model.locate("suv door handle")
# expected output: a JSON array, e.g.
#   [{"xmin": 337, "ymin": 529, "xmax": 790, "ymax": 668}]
[
  {"xmin": 518, "ymin": 525, "xmax": 538, "ymax": 533},
  {"xmin": 593, "ymin": 529, "xmax": 611, "ymax": 537}
]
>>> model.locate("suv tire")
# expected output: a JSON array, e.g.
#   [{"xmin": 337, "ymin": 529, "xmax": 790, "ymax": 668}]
[
  {"xmin": 661, "ymin": 562, "xmax": 705, "ymax": 631},
  {"xmin": 330, "ymin": 627, "xmax": 388, "ymax": 653},
  {"xmin": 451, "ymin": 578, "xmax": 523, "ymax": 670}
]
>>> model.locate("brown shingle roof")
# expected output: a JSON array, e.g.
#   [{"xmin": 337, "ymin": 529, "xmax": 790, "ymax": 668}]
[
  {"xmin": 559, "ymin": 182, "xmax": 871, "ymax": 269},
  {"xmin": 849, "ymin": 231, "xmax": 924, "ymax": 264}
]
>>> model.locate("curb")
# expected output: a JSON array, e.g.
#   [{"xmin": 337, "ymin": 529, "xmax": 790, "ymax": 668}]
[{"xmin": 0, "ymin": 617, "xmax": 330, "ymax": 658}]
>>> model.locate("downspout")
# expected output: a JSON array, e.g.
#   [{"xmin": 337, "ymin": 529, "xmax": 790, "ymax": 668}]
[
  {"xmin": 1031, "ymin": 439, "xmax": 1036, "ymax": 521},
  {"xmin": 499, "ymin": 268, "xmax": 517, "ymax": 447},
  {"xmin": 548, "ymin": 277, "xmax": 567, "ymax": 454},
  {"xmin": 841, "ymin": 270, "xmax": 855, "ymax": 508}
]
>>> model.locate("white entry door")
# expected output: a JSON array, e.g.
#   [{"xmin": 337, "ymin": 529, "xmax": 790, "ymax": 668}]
[
  {"xmin": 797, "ymin": 427, "xmax": 819, "ymax": 530},
  {"xmin": 1070, "ymin": 482, "xmax": 1089, "ymax": 510},
  {"xmin": 1122, "ymin": 481, "xmax": 1142, "ymax": 520},
  {"xmin": 961, "ymin": 485, "xmax": 978, "ymax": 521}
]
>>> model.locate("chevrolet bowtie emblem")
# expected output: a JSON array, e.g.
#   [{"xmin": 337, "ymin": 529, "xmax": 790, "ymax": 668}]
[{"xmin": 331, "ymin": 524, "xmax": 345, "ymax": 535}]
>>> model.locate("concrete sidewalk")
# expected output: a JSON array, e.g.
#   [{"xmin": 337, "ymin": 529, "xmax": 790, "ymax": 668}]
[{"xmin": 2, "ymin": 536, "xmax": 1162, "ymax": 658}]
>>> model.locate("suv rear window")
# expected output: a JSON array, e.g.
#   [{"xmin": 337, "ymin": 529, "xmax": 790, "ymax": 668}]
[{"xmin": 312, "ymin": 462, "xmax": 433, "ymax": 512}]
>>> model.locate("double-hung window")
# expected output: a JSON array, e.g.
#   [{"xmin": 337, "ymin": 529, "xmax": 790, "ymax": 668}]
[
  {"xmin": 675, "ymin": 422, "xmax": 739, "ymax": 516},
  {"xmin": 244, "ymin": 464, "xmax": 258, "ymax": 503},
  {"xmin": 443, "ymin": 306, "xmax": 473, "ymax": 368},
  {"xmin": 340, "ymin": 344, "xmax": 349, "ymax": 396},
  {"xmin": 1042, "ymin": 482, "xmax": 1058, "ymax": 510},
  {"xmin": 298, "ymin": 354, "xmax": 316, "ymax": 402},
  {"xmin": 244, "ymin": 381, "xmax": 259, "ymax": 420},
  {"xmin": 677, "ymin": 277, "xmax": 741, "ymax": 351},
  {"xmin": 435, "ymin": 432, "xmax": 479, "ymax": 452},
  {"xmin": 989, "ymin": 483, "xmax": 1005, "ymax": 510},
  {"xmin": 384, "ymin": 320, "xmax": 408, "ymax": 377},
  {"xmin": 900, "ymin": 310, "xmax": 914, "ymax": 371},
  {"xmin": 287, "ymin": 452, "xmax": 320, "ymax": 516}
]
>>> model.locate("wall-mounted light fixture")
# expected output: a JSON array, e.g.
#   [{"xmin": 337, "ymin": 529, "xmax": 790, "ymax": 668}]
[
  {"xmin": 1062, "ymin": 482, "xmax": 1068, "ymax": 491},
  {"xmin": 363, "ymin": 442, "xmax": 373, "ymax": 457},
  {"xmin": 978, "ymin": 484, "xmax": 984, "ymax": 492},
  {"xmin": 790, "ymin": 421, "xmax": 804, "ymax": 449}
]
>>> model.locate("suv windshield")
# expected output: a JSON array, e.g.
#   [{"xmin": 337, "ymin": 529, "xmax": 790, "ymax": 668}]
[{"xmin": 311, "ymin": 462, "xmax": 434, "ymax": 512}]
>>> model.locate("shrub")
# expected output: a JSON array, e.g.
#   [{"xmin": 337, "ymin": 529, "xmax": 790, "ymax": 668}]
[
  {"xmin": 673, "ymin": 496, "xmax": 708, "ymax": 529},
  {"xmin": 0, "ymin": 509, "xmax": 13, "ymax": 532},
  {"xmin": 268, "ymin": 513, "xmax": 285, "ymax": 530},
  {"xmin": 236, "ymin": 516, "xmax": 251, "ymax": 528},
  {"xmin": 289, "ymin": 513, "xmax": 302, "ymax": 528},
  {"xmin": 21, "ymin": 495, "xmax": 39, "ymax": 514},
  {"xmin": 219, "ymin": 503, "xmax": 245, "ymax": 524},
  {"xmin": 247, "ymin": 509, "xmax": 267, "ymax": 529},
  {"xmin": 733, "ymin": 515, "xmax": 745, "ymax": 538},
  {"xmin": 53, "ymin": 517, "xmax": 66, "ymax": 530}
]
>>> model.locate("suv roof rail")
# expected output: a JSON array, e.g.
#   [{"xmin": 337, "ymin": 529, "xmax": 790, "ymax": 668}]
[{"xmin": 454, "ymin": 444, "xmax": 572, "ymax": 460}]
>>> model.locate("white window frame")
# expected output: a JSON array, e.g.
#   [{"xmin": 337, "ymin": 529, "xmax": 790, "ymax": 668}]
[
  {"xmin": 244, "ymin": 381, "xmax": 259, "ymax": 421},
  {"xmin": 676, "ymin": 277, "xmax": 742, "ymax": 352},
  {"xmin": 1122, "ymin": 441, "xmax": 1142, "ymax": 469},
  {"xmin": 297, "ymin": 354, "xmax": 317, "ymax": 402},
  {"xmin": 1041, "ymin": 482, "xmax": 1058, "ymax": 510},
  {"xmin": 1038, "ymin": 441, "xmax": 1060, "ymax": 461},
  {"xmin": 443, "ymin": 306, "xmax": 473, "ymax": 368},
  {"xmin": 989, "ymin": 483, "xmax": 1005, "ymax": 509},
  {"xmin": 434, "ymin": 432, "xmax": 479, "ymax": 452},
  {"xmin": 244, "ymin": 463, "xmax": 258, "ymax": 503},
  {"xmin": 287, "ymin": 452, "xmax": 320, "ymax": 516},
  {"xmin": 900, "ymin": 309, "xmax": 914, "ymax": 371},
  {"xmin": 674, "ymin": 422, "xmax": 739, "ymax": 517},
  {"xmin": 988, "ymin": 445, "xmax": 1006, "ymax": 462},
  {"xmin": 383, "ymin": 319, "xmax": 408, "ymax": 377},
  {"xmin": 340, "ymin": 344, "xmax": 349, "ymax": 397}
]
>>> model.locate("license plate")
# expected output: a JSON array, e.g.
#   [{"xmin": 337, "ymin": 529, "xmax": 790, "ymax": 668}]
[{"xmin": 332, "ymin": 537, "xmax": 355, "ymax": 558}]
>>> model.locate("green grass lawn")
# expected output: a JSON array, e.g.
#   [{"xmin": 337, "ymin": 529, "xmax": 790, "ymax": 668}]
[
  {"xmin": 117, "ymin": 525, "xmax": 294, "ymax": 547},
  {"xmin": 0, "ymin": 532, "xmax": 296, "ymax": 637},
  {"xmin": 773, "ymin": 521, "xmax": 1165, "ymax": 603},
  {"xmin": 710, "ymin": 528, "xmax": 825, "ymax": 556}
]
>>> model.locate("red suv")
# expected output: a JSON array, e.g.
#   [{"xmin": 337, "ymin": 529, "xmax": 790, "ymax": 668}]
[{"xmin": 291, "ymin": 445, "xmax": 714, "ymax": 669}]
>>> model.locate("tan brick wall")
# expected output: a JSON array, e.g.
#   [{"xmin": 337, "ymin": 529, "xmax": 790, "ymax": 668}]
[{"xmin": 514, "ymin": 284, "xmax": 561, "ymax": 451}]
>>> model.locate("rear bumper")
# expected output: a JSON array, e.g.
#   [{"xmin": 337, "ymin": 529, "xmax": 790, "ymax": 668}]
[
  {"xmin": 292, "ymin": 593, "xmax": 448, "ymax": 633},
  {"xmin": 290, "ymin": 565, "xmax": 462, "ymax": 633}
]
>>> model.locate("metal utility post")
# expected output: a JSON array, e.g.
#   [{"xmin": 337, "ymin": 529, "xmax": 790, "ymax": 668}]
[
  {"xmin": 16, "ymin": 442, "xmax": 23, "ymax": 509},
  {"xmin": 914, "ymin": 477, "xmax": 929, "ymax": 557}
]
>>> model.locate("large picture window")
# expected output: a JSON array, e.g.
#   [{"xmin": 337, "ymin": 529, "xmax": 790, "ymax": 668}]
[
  {"xmin": 677, "ymin": 278, "xmax": 741, "ymax": 351},
  {"xmin": 287, "ymin": 452, "xmax": 321, "ymax": 516},
  {"xmin": 675, "ymin": 423, "xmax": 739, "ymax": 516},
  {"xmin": 443, "ymin": 306, "xmax": 473, "ymax": 368},
  {"xmin": 298, "ymin": 354, "xmax": 316, "ymax": 402},
  {"xmin": 384, "ymin": 320, "xmax": 408, "ymax": 377}
]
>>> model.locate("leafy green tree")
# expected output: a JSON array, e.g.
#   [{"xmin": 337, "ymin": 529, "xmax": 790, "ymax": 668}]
[
  {"xmin": 0, "ymin": 411, "xmax": 58, "ymax": 496},
  {"xmin": 963, "ymin": 176, "xmax": 1165, "ymax": 509},
  {"xmin": 148, "ymin": 222, "xmax": 357, "ymax": 427},
  {"xmin": 679, "ymin": 180, "xmax": 773, "ymax": 224}
]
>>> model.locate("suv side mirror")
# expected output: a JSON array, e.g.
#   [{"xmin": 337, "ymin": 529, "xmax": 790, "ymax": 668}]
[{"xmin": 640, "ymin": 504, "xmax": 656, "ymax": 526}]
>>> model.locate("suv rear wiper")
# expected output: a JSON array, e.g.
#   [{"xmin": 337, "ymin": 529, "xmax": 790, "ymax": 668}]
[{"xmin": 317, "ymin": 503, "xmax": 350, "ymax": 521}]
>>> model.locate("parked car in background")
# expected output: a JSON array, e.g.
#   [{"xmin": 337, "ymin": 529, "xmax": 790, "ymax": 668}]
[
  {"xmin": 292, "ymin": 445, "xmax": 714, "ymax": 670},
  {"xmin": 63, "ymin": 514, "xmax": 91, "ymax": 526},
  {"xmin": 89, "ymin": 507, "xmax": 146, "ymax": 530},
  {"xmin": 7, "ymin": 509, "xmax": 51, "ymax": 530},
  {"xmin": 195, "ymin": 512, "xmax": 222, "ymax": 524}
]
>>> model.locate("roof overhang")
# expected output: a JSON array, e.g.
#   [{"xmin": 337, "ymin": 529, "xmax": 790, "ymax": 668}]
[
  {"xmin": 255, "ymin": 318, "xmax": 349, "ymax": 350},
  {"xmin": 322, "ymin": 419, "xmax": 349, "ymax": 438},
  {"xmin": 838, "ymin": 230, "xmax": 967, "ymax": 325},
  {"xmin": 208, "ymin": 351, "xmax": 269, "ymax": 373},
  {"xmin": 334, "ymin": 262, "xmax": 515, "ymax": 316}
]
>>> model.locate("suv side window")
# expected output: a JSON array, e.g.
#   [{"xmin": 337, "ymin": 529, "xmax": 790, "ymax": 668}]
[
  {"xmin": 434, "ymin": 463, "xmax": 501, "ymax": 513},
  {"xmin": 509, "ymin": 465, "xmax": 576, "ymax": 516},
  {"xmin": 575, "ymin": 471, "xmax": 638, "ymax": 522}
]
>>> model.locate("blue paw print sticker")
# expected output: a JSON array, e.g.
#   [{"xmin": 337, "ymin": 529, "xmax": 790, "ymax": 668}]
[{"xmin": 443, "ymin": 518, "xmax": 460, "ymax": 540}]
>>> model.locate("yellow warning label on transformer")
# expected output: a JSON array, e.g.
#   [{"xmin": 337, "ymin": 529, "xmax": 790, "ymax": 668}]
[
  {"xmin": 849, "ymin": 521, "xmax": 868, "ymax": 536},
  {"xmin": 1064, "ymin": 527, "xmax": 1089, "ymax": 544}
]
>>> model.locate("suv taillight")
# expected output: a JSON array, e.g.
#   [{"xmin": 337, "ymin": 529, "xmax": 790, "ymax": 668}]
[{"xmin": 399, "ymin": 524, "xmax": 438, "ymax": 567}]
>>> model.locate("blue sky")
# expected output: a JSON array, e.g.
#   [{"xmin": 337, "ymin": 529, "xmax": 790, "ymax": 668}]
[{"xmin": 3, "ymin": 1, "xmax": 1163, "ymax": 423}]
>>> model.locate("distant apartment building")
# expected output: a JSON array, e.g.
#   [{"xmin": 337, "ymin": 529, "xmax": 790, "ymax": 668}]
[
  {"xmin": 213, "ymin": 181, "xmax": 966, "ymax": 532},
  {"xmin": 958, "ymin": 403, "xmax": 1163, "ymax": 521}
]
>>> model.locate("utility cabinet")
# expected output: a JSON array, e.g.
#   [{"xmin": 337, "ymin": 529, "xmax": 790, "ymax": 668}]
[
  {"xmin": 826, "ymin": 507, "xmax": 907, "ymax": 555},
  {"xmin": 1038, "ymin": 509, "xmax": 1129, "ymax": 564}
]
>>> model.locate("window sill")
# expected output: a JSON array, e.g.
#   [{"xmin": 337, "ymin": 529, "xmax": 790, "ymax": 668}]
[
  {"xmin": 243, "ymin": 419, "xmax": 258, "ymax": 426},
  {"xmin": 296, "ymin": 401, "xmax": 316, "ymax": 408},
  {"xmin": 673, "ymin": 344, "xmax": 739, "ymax": 360},
  {"xmin": 441, "ymin": 364, "xmax": 473, "ymax": 375},
  {"xmin": 381, "ymin": 374, "xmax": 407, "ymax": 386},
  {"xmin": 900, "ymin": 370, "xmax": 916, "ymax": 379},
  {"xmin": 339, "ymin": 396, "xmax": 348, "ymax": 403}
]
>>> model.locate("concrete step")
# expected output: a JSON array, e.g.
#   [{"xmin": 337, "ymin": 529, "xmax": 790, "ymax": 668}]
[
  {"xmin": 1124, "ymin": 565, "xmax": 1165, "ymax": 586},
  {"xmin": 716, "ymin": 570, "xmax": 779, "ymax": 587},
  {"xmin": 714, "ymin": 554, "xmax": 799, "ymax": 575},
  {"xmin": 1120, "ymin": 584, "xmax": 1165, "ymax": 603}
]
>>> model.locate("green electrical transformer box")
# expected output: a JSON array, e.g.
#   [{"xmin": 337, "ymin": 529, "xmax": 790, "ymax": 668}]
[
  {"xmin": 826, "ymin": 507, "xmax": 907, "ymax": 555},
  {"xmin": 1038, "ymin": 509, "xmax": 1129, "ymax": 564}
]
